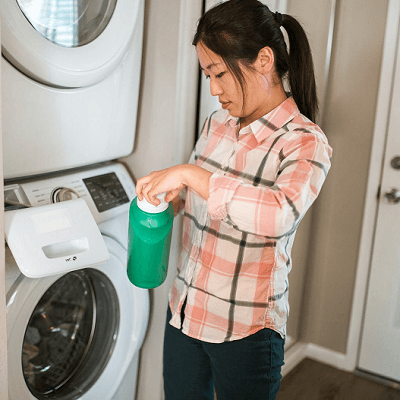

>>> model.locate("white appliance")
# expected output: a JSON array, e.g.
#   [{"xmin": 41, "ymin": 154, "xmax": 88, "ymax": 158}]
[
  {"xmin": 1, "ymin": 0, "xmax": 144, "ymax": 179},
  {"xmin": 4, "ymin": 163, "xmax": 149, "ymax": 400}
]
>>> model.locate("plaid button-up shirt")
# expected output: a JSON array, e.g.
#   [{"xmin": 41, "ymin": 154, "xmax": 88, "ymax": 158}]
[{"xmin": 168, "ymin": 97, "xmax": 332, "ymax": 343}]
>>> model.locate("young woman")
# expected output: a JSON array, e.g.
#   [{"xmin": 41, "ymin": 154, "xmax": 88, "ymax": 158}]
[{"xmin": 136, "ymin": 1, "xmax": 332, "ymax": 399}]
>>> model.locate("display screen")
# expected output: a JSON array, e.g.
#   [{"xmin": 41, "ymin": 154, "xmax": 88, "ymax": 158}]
[{"xmin": 83, "ymin": 172, "xmax": 129, "ymax": 213}]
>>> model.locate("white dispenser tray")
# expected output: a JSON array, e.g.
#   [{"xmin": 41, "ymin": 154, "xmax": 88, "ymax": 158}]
[{"xmin": 4, "ymin": 199, "xmax": 109, "ymax": 278}]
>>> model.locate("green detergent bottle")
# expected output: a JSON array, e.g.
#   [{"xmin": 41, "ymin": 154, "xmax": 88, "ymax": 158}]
[{"xmin": 127, "ymin": 194, "xmax": 174, "ymax": 288}]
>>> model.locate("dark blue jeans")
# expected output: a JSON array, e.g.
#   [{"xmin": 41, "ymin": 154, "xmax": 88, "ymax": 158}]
[{"xmin": 163, "ymin": 307, "xmax": 284, "ymax": 400}]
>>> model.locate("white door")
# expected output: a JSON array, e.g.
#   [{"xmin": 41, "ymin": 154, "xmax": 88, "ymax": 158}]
[{"xmin": 358, "ymin": 17, "xmax": 400, "ymax": 382}]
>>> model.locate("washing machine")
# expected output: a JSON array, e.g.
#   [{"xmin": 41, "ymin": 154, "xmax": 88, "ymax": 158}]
[
  {"xmin": 1, "ymin": 0, "xmax": 144, "ymax": 179},
  {"xmin": 4, "ymin": 162, "xmax": 149, "ymax": 400}
]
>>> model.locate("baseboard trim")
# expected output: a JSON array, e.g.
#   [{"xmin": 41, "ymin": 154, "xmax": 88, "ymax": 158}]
[
  {"xmin": 305, "ymin": 343, "xmax": 350, "ymax": 371},
  {"xmin": 282, "ymin": 341, "xmax": 352, "ymax": 377}
]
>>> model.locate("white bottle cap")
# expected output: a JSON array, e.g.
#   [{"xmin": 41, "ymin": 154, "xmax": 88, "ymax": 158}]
[{"xmin": 137, "ymin": 193, "xmax": 169, "ymax": 213}]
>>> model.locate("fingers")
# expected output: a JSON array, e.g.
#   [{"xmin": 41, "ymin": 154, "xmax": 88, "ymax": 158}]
[
  {"xmin": 136, "ymin": 179, "xmax": 158, "ymax": 206},
  {"xmin": 170, "ymin": 193, "xmax": 186, "ymax": 216},
  {"xmin": 142, "ymin": 183, "xmax": 162, "ymax": 206},
  {"xmin": 164, "ymin": 187, "xmax": 183, "ymax": 203},
  {"xmin": 135, "ymin": 175, "xmax": 151, "ymax": 201},
  {"xmin": 136, "ymin": 171, "xmax": 163, "ymax": 205}
]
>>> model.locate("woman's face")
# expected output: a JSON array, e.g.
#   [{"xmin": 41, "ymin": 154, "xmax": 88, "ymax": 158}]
[{"xmin": 196, "ymin": 42, "xmax": 271, "ymax": 127}]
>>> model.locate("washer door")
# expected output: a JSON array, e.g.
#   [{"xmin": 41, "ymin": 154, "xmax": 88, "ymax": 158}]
[
  {"xmin": 7, "ymin": 236, "xmax": 149, "ymax": 400},
  {"xmin": 1, "ymin": 0, "xmax": 142, "ymax": 87}
]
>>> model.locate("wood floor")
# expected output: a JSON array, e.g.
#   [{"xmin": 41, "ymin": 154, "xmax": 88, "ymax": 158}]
[{"xmin": 277, "ymin": 358, "xmax": 400, "ymax": 400}]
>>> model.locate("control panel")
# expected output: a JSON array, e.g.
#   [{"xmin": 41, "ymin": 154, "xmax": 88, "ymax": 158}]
[{"xmin": 4, "ymin": 163, "xmax": 136, "ymax": 224}]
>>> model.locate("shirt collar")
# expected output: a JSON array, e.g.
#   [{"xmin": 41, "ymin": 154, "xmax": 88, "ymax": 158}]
[{"xmin": 225, "ymin": 97, "xmax": 300, "ymax": 143}]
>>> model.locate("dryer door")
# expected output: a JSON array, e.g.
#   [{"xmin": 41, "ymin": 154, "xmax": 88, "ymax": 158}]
[
  {"xmin": 1, "ymin": 0, "xmax": 143, "ymax": 87},
  {"xmin": 7, "ymin": 236, "xmax": 149, "ymax": 400}
]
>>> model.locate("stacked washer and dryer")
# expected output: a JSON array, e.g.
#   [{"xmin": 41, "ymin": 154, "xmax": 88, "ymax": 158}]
[{"xmin": 2, "ymin": 0, "xmax": 149, "ymax": 399}]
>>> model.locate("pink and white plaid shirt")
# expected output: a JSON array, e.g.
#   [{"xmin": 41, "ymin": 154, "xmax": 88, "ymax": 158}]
[{"xmin": 168, "ymin": 97, "xmax": 332, "ymax": 343}]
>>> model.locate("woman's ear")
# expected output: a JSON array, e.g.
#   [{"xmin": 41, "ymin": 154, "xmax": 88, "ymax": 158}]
[{"xmin": 255, "ymin": 46, "xmax": 275, "ymax": 74}]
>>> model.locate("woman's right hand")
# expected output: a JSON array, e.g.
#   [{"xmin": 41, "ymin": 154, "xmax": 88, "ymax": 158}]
[
  {"xmin": 135, "ymin": 165, "xmax": 186, "ymax": 206},
  {"xmin": 136, "ymin": 164, "xmax": 212, "ymax": 206}
]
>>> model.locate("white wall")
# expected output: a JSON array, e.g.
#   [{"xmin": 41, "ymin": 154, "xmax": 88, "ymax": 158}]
[
  {"xmin": 286, "ymin": 0, "xmax": 337, "ymax": 341},
  {"xmin": 295, "ymin": 0, "xmax": 388, "ymax": 353},
  {"xmin": 121, "ymin": 1, "xmax": 202, "ymax": 399}
]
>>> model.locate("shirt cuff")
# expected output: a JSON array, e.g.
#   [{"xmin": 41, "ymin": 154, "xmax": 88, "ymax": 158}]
[{"xmin": 208, "ymin": 173, "xmax": 242, "ymax": 220}]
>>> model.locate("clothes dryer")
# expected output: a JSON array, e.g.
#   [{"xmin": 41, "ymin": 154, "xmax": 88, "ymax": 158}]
[
  {"xmin": 4, "ymin": 163, "xmax": 149, "ymax": 400},
  {"xmin": 1, "ymin": 0, "xmax": 144, "ymax": 179}
]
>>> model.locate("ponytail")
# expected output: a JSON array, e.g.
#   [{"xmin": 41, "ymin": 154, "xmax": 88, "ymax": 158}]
[
  {"xmin": 281, "ymin": 14, "xmax": 318, "ymax": 122},
  {"xmin": 193, "ymin": 0, "xmax": 319, "ymax": 123}
]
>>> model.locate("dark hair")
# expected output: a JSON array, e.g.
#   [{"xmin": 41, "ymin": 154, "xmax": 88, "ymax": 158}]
[{"xmin": 193, "ymin": 0, "xmax": 318, "ymax": 122}]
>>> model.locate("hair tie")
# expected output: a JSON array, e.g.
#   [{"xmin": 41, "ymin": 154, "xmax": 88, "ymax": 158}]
[{"xmin": 274, "ymin": 11, "xmax": 283, "ymax": 27}]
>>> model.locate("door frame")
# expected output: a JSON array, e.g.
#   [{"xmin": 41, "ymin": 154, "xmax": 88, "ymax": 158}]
[
  {"xmin": 1, "ymin": 11, "xmax": 9, "ymax": 395},
  {"xmin": 345, "ymin": 0, "xmax": 400, "ymax": 371}
]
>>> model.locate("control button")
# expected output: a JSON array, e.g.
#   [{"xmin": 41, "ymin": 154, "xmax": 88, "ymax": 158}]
[{"xmin": 51, "ymin": 187, "xmax": 80, "ymax": 203}]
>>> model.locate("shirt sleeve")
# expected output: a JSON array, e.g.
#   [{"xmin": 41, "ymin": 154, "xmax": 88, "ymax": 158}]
[{"xmin": 207, "ymin": 133, "xmax": 332, "ymax": 238}]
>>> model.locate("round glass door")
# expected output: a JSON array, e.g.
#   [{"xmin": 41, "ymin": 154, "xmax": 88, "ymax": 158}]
[
  {"xmin": 16, "ymin": 0, "xmax": 117, "ymax": 47},
  {"xmin": 21, "ymin": 268, "xmax": 120, "ymax": 399}
]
